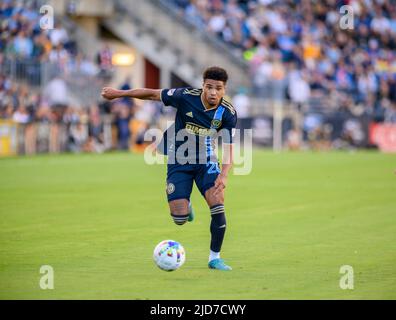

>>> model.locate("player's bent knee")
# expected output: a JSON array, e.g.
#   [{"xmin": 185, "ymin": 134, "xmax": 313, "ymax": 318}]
[
  {"xmin": 169, "ymin": 199, "xmax": 189, "ymax": 226},
  {"xmin": 168, "ymin": 199, "xmax": 189, "ymax": 214}
]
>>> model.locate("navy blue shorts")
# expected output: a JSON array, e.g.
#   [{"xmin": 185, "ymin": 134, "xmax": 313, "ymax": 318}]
[{"xmin": 166, "ymin": 162, "xmax": 221, "ymax": 202}]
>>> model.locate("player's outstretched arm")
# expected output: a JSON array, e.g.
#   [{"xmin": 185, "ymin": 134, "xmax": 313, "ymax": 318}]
[{"xmin": 101, "ymin": 87, "xmax": 161, "ymax": 101}]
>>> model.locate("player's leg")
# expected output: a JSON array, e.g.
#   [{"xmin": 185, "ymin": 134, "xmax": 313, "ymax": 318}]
[
  {"xmin": 187, "ymin": 201, "xmax": 195, "ymax": 222},
  {"xmin": 195, "ymin": 164, "xmax": 231, "ymax": 270},
  {"xmin": 168, "ymin": 199, "xmax": 190, "ymax": 225},
  {"xmin": 166, "ymin": 164, "xmax": 194, "ymax": 225},
  {"xmin": 205, "ymin": 186, "xmax": 231, "ymax": 270}
]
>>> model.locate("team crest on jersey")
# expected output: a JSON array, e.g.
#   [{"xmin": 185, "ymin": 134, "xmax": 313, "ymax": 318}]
[
  {"xmin": 211, "ymin": 119, "xmax": 222, "ymax": 129},
  {"xmin": 166, "ymin": 183, "xmax": 175, "ymax": 195}
]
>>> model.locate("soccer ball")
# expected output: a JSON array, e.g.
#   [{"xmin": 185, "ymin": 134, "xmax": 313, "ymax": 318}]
[{"xmin": 153, "ymin": 240, "xmax": 186, "ymax": 271}]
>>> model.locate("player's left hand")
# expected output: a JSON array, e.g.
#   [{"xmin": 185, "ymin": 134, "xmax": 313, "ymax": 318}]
[{"xmin": 214, "ymin": 173, "xmax": 227, "ymax": 195}]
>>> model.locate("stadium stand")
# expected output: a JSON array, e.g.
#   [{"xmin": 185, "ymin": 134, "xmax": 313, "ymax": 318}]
[
  {"xmin": 1, "ymin": 0, "xmax": 395, "ymax": 156},
  {"xmin": 167, "ymin": 0, "xmax": 396, "ymax": 121}
]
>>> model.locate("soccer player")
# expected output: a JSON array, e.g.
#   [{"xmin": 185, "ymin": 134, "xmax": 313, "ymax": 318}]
[{"xmin": 101, "ymin": 66, "xmax": 237, "ymax": 271}]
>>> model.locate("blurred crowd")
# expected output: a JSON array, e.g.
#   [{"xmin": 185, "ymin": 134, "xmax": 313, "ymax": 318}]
[
  {"xmin": 169, "ymin": 0, "xmax": 396, "ymax": 122},
  {"xmin": 0, "ymin": 0, "xmax": 114, "ymax": 76},
  {"xmin": 0, "ymin": 0, "xmax": 125, "ymax": 153},
  {"xmin": 1, "ymin": 0, "xmax": 395, "ymax": 155},
  {"xmin": 0, "ymin": 70, "xmax": 164, "ymax": 153}
]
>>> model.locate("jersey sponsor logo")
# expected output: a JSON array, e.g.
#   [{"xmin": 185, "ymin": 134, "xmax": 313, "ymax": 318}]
[
  {"xmin": 166, "ymin": 183, "xmax": 175, "ymax": 194},
  {"xmin": 186, "ymin": 112, "xmax": 193, "ymax": 118},
  {"xmin": 167, "ymin": 89, "xmax": 176, "ymax": 96},
  {"xmin": 211, "ymin": 119, "xmax": 222, "ymax": 129},
  {"xmin": 185, "ymin": 122, "xmax": 212, "ymax": 136}
]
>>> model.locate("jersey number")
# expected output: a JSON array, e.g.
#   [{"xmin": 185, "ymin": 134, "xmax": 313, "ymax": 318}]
[{"xmin": 207, "ymin": 162, "xmax": 221, "ymax": 174}]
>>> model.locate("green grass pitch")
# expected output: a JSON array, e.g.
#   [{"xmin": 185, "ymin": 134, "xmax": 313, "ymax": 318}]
[{"xmin": 0, "ymin": 150, "xmax": 395, "ymax": 299}]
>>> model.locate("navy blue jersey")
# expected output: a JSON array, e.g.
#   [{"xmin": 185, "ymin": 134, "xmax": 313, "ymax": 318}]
[{"xmin": 159, "ymin": 87, "xmax": 237, "ymax": 164}]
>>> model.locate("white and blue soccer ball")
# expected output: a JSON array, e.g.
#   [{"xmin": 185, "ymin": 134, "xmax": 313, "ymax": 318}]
[{"xmin": 153, "ymin": 240, "xmax": 186, "ymax": 271}]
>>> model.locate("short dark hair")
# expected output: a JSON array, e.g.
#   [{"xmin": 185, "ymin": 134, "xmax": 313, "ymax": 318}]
[{"xmin": 203, "ymin": 66, "xmax": 228, "ymax": 84}]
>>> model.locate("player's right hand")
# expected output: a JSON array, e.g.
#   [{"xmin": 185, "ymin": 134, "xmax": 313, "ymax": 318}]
[{"xmin": 101, "ymin": 87, "xmax": 120, "ymax": 100}]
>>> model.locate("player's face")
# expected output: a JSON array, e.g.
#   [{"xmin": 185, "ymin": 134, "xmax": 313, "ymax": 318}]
[{"xmin": 202, "ymin": 79, "xmax": 226, "ymax": 107}]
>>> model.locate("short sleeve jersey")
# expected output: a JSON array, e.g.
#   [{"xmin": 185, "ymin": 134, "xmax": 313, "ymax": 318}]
[{"xmin": 160, "ymin": 87, "xmax": 237, "ymax": 164}]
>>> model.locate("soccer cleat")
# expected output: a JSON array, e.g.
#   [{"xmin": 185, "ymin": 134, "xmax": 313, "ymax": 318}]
[
  {"xmin": 188, "ymin": 202, "xmax": 194, "ymax": 222},
  {"xmin": 208, "ymin": 258, "xmax": 232, "ymax": 271}
]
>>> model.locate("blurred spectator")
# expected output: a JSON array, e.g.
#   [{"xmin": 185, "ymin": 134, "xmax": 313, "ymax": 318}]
[
  {"xmin": 49, "ymin": 22, "xmax": 69, "ymax": 47},
  {"xmin": 43, "ymin": 77, "xmax": 68, "ymax": 107},
  {"xmin": 114, "ymin": 101, "xmax": 132, "ymax": 150},
  {"xmin": 13, "ymin": 30, "xmax": 33, "ymax": 57},
  {"xmin": 384, "ymin": 101, "xmax": 396, "ymax": 123},
  {"xmin": 97, "ymin": 44, "xmax": 113, "ymax": 79},
  {"xmin": 74, "ymin": 53, "xmax": 100, "ymax": 77},
  {"xmin": 43, "ymin": 77, "xmax": 69, "ymax": 122},
  {"xmin": 87, "ymin": 104, "xmax": 105, "ymax": 153},
  {"xmin": 233, "ymin": 87, "xmax": 250, "ymax": 118},
  {"xmin": 131, "ymin": 100, "xmax": 162, "ymax": 151},
  {"xmin": 232, "ymin": 87, "xmax": 250, "ymax": 129},
  {"xmin": 119, "ymin": 77, "xmax": 135, "ymax": 110},
  {"xmin": 288, "ymin": 70, "xmax": 311, "ymax": 110},
  {"xmin": 12, "ymin": 105, "xmax": 30, "ymax": 124},
  {"xmin": 286, "ymin": 129, "xmax": 302, "ymax": 151}
]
